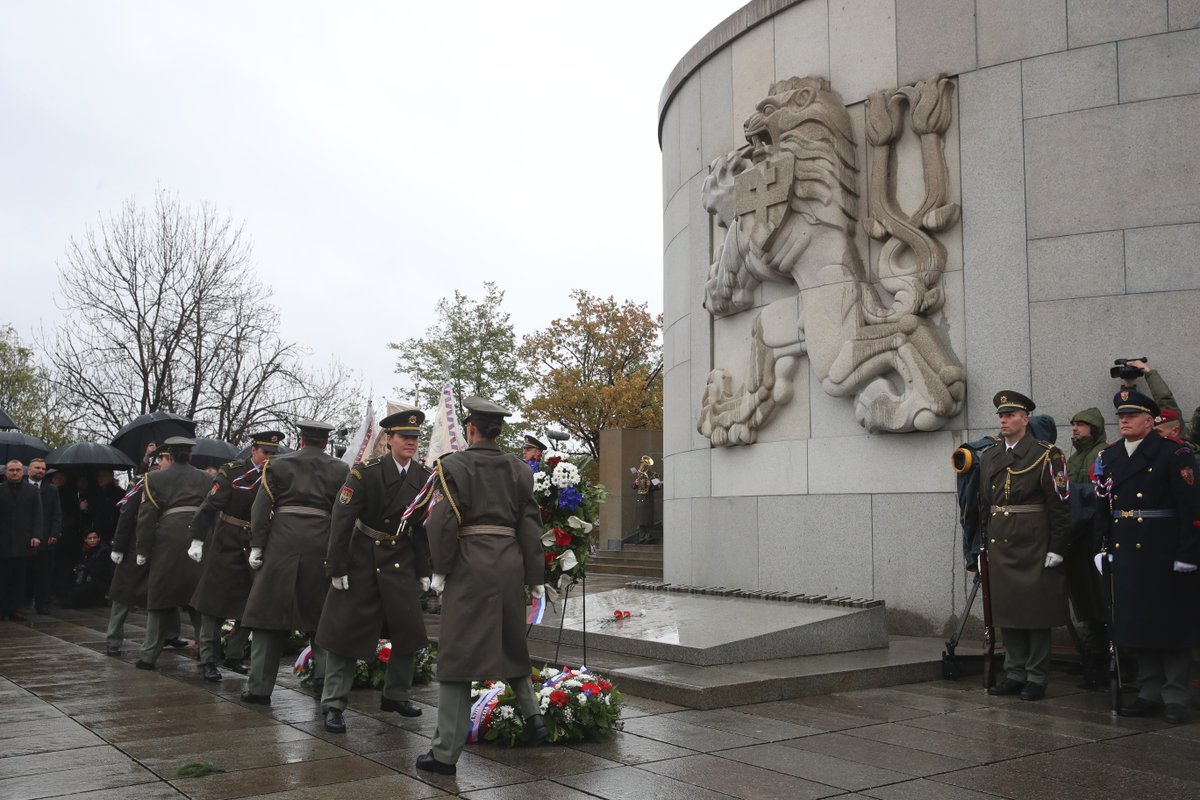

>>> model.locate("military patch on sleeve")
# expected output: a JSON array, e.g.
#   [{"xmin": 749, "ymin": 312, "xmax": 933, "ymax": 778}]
[
  {"xmin": 1182, "ymin": 466, "xmax": 1194, "ymax": 486},
  {"xmin": 209, "ymin": 482, "xmax": 220, "ymax": 497},
  {"xmin": 338, "ymin": 485, "xmax": 355, "ymax": 505},
  {"xmin": 1049, "ymin": 456, "xmax": 1070, "ymax": 501}
]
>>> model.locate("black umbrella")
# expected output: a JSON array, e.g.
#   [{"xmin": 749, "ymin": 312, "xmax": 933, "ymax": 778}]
[
  {"xmin": 0, "ymin": 407, "xmax": 16, "ymax": 430},
  {"xmin": 0, "ymin": 431, "xmax": 50, "ymax": 463},
  {"xmin": 45, "ymin": 442, "xmax": 136, "ymax": 471},
  {"xmin": 190, "ymin": 437, "xmax": 240, "ymax": 470},
  {"xmin": 110, "ymin": 411, "xmax": 196, "ymax": 464},
  {"xmin": 235, "ymin": 442, "xmax": 293, "ymax": 461}
]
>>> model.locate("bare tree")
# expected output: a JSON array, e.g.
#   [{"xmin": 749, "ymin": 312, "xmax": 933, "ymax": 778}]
[{"xmin": 47, "ymin": 190, "xmax": 361, "ymax": 443}]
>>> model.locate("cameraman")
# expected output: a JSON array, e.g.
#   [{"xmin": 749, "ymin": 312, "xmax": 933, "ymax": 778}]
[{"xmin": 1121, "ymin": 359, "xmax": 1189, "ymax": 436}]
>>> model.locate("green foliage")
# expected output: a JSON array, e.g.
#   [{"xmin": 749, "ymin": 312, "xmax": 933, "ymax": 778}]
[
  {"xmin": 0, "ymin": 325, "xmax": 70, "ymax": 447},
  {"xmin": 175, "ymin": 762, "xmax": 224, "ymax": 778}
]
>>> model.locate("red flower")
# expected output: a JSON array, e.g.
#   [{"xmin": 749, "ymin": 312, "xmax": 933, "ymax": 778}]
[
  {"xmin": 553, "ymin": 528, "xmax": 572, "ymax": 547},
  {"xmin": 613, "ymin": 609, "xmax": 623, "ymax": 620},
  {"xmin": 547, "ymin": 456, "xmax": 562, "ymax": 467},
  {"xmin": 581, "ymin": 682, "xmax": 601, "ymax": 695},
  {"xmin": 544, "ymin": 551, "xmax": 555, "ymax": 566},
  {"xmin": 598, "ymin": 679, "xmax": 612, "ymax": 691},
  {"xmin": 550, "ymin": 689, "xmax": 569, "ymax": 707},
  {"xmin": 378, "ymin": 647, "xmax": 391, "ymax": 663}
]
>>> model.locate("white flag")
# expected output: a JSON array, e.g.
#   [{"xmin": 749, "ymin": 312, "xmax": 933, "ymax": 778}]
[
  {"xmin": 425, "ymin": 382, "xmax": 465, "ymax": 465},
  {"xmin": 341, "ymin": 399, "xmax": 376, "ymax": 466}
]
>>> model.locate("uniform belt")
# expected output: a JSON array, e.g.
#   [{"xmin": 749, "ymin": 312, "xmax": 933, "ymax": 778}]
[
  {"xmin": 275, "ymin": 505, "xmax": 331, "ymax": 518},
  {"xmin": 354, "ymin": 519, "xmax": 398, "ymax": 542},
  {"xmin": 220, "ymin": 512, "xmax": 251, "ymax": 528},
  {"xmin": 990, "ymin": 504, "xmax": 1045, "ymax": 514},
  {"xmin": 460, "ymin": 525, "xmax": 515, "ymax": 537},
  {"xmin": 1113, "ymin": 509, "xmax": 1177, "ymax": 519},
  {"xmin": 162, "ymin": 505, "xmax": 201, "ymax": 518}
]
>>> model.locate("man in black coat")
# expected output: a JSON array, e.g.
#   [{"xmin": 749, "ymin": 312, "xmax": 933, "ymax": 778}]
[
  {"xmin": 1094, "ymin": 389, "xmax": 1200, "ymax": 724},
  {"xmin": 1, "ymin": 459, "xmax": 43, "ymax": 620},
  {"xmin": 26, "ymin": 458, "xmax": 62, "ymax": 613}
]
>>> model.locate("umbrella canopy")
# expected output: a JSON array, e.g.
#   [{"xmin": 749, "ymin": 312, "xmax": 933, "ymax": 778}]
[
  {"xmin": 45, "ymin": 442, "xmax": 136, "ymax": 471},
  {"xmin": 110, "ymin": 411, "xmax": 196, "ymax": 464},
  {"xmin": 235, "ymin": 442, "xmax": 293, "ymax": 461},
  {"xmin": 190, "ymin": 437, "xmax": 240, "ymax": 470},
  {"xmin": 0, "ymin": 431, "xmax": 50, "ymax": 463},
  {"xmin": 0, "ymin": 407, "xmax": 16, "ymax": 430}
]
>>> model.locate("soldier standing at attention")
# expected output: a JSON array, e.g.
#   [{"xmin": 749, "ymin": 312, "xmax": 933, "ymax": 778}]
[
  {"xmin": 317, "ymin": 410, "xmax": 431, "ymax": 733},
  {"xmin": 417, "ymin": 397, "xmax": 547, "ymax": 776},
  {"xmin": 240, "ymin": 421, "xmax": 348, "ymax": 705},
  {"xmin": 187, "ymin": 430, "xmax": 284, "ymax": 682},
  {"xmin": 1095, "ymin": 390, "xmax": 1200, "ymax": 724},
  {"xmin": 980, "ymin": 391, "xmax": 1071, "ymax": 701},
  {"xmin": 521, "ymin": 434, "xmax": 547, "ymax": 465},
  {"xmin": 134, "ymin": 437, "xmax": 211, "ymax": 671}
]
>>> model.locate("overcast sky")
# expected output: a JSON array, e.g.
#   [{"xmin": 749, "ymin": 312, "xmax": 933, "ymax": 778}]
[{"xmin": 1, "ymin": 1, "xmax": 744, "ymax": 413}]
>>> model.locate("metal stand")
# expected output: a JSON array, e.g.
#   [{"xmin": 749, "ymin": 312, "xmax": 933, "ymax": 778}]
[
  {"xmin": 549, "ymin": 575, "xmax": 588, "ymax": 668},
  {"xmin": 942, "ymin": 572, "xmax": 981, "ymax": 679}
]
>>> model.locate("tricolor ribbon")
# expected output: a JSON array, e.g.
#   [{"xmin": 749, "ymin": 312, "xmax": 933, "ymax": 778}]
[
  {"xmin": 527, "ymin": 593, "xmax": 546, "ymax": 625},
  {"xmin": 466, "ymin": 684, "xmax": 506, "ymax": 743},
  {"xmin": 398, "ymin": 471, "xmax": 438, "ymax": 531},
  {"xmin": 543, "ymin": 666, "xmax": 587, "ymax": 688},
  {"xmin": 232, "ymin": 465, "xmax": 263, "ymax": 491},
  {"xmin": 293, "ymin": 644, "xmax": 312, "ymax": 671},
  {"xmin": 116, "ymin": 477, "xmax": 145, "ymax": 508}
]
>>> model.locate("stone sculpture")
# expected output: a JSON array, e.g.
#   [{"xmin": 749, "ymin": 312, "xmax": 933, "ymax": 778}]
[{"xmin": 697, "ymin": 76, "xmax": 965, "ymax": 445}]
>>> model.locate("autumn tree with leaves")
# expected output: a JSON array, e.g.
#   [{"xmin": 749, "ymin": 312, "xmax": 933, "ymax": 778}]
[
  {"xmin": 519, "ymin": 290, "xmax": 662, "ymax": 460},
  {"xmin": 0, "ymin": 325, "xmax": 70, "ymax": 447}
]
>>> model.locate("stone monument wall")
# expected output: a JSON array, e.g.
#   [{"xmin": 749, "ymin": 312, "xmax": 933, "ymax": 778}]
[{"xmin": 659, "ymin": 0, "xmax": 1200, "ymax": 635}]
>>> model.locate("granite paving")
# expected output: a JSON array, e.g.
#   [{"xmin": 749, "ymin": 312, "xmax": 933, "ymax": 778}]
[{"xmin": 2, "ymin": 608, "xmax": 1199, "ymax": 799}]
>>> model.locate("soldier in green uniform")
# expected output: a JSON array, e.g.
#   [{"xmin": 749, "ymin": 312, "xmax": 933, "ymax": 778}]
[
  {"xmin": 134, "ymin": 437, "xmax": 212, "ymax": 671},
  {"xmin": 417, "ymin": 397, "xmax": 547, "ymax": 776},
  {"xmin": 317, "ymin": 410, "xmax": 431, "ymax": 733},
  {"xmin": 186, "ymin": 430, "xmax": 284, "ymax": 682},
  {"xmin": 240, "ymin": 420, "xmax": 348, "ymax": 705},
  {"xmin": 980, "ymin": 391, "xmax": 1071, "ymax": 701}
]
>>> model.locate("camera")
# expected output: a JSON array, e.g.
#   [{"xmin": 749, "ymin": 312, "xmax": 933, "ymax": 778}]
[{"xmin": 1110, "ymin": 357, "xmax": 1148, "ymax": 380}]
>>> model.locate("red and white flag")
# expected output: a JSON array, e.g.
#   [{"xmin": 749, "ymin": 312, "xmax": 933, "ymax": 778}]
[
  {"xmin": 341, "ymin": 400, "xmax": 377, "ymax": 466},
  {"xmin": 425, "ymin": 382, "xmax": 465, "ymax": 466}
]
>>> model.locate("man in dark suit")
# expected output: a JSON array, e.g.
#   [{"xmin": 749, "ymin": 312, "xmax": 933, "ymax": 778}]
[
  {"xmin": 26, "ymin": 458, "xmax": 62, "ymax": 613},
  {"xmin": 316, "ymin": 409, "xmax": 432, "ymax": 733},
  {"xmin": 1, "ymin": 459, "xmax": 43, "ymax": 620},
  {"xmin": 1094, "ymin": 389, "xmax": 1200, "ymax": 724}
]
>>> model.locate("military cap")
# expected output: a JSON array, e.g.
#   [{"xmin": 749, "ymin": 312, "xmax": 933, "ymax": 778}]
[
  {"xmin": 462, "ymin": 396, "xmax": 512, "ymax": 422},
  {"xmin": 380, "ymin": 409, "xmax": 425, "ymax": 435},
  {"xmin": 1114, "ymin": 389, "xmax": 1159, "ymax": 418},
  {"xmin": 1155, "ymin": 407, "xmax": 1180, "ymax": 424},
  {"xmin": 523, "ymin": 434, "xmax": 548, "ymax": 453},
  {"xmin": 993, "ymin": 390, "xmax": 1035, "ymax": 414},
  {"xmin": 295, "ymin": 419, "xmax": 335, "ymax": 439},
  {"xmin": 249, "ymin": 430, "xmax": 286, "ymax": 452},
  {"xmin": 162, "ymin": 436, "xmax": 196, "ymax": 452}
]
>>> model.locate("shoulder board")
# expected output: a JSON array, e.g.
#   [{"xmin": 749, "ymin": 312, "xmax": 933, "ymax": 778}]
[{"xmin": 359, "ymin": 456, "xmax": 381, "ymax": 468}]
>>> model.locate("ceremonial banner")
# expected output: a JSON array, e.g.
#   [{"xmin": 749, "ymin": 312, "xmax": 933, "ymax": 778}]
[
  {"xmin": 425, "ymin": 381, "xmax": 465, "ymax": 465},
  {"xmin": 341, "ymin": 399, "xmax": 376, "ymax": 466}
]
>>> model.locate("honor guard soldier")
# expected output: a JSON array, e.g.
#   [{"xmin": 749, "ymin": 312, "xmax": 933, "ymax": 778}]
[
  {"xmin": 187, "ymin": 430, "xmax": 284, "ymax": 682},
  {"xmin": 417, "ymin": 397, "xmax": 547, "ymax": 776},
  {"xmin": 521, "ymin": 434, "xmax": 547, "ymax": 464},
  {"xmin": 1095, "ymin": 389, "xmax": 1200, "ymax": 724},
  {"xmin": 316, "ymin": 410, "xmax": 432, "ymax": 733},
  {"xmin": 133, "ymin": 437, "xmax": 212, "ymax": 671},
  {"xmin": 240, "ymin": 420, "xmax": 348, "ymax": 705},
  {"xmin": 980, "ymin": 391, "xmax": 1071, "ymax": 701}
]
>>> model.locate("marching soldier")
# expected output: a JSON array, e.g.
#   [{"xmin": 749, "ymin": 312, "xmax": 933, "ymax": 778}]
[
  {"xmin": 316, "ymin": 410, "xmax": 431, "ymax": 733},
  {"xmin": 134, "ymin": 437, "xmax": 211, "ymax": 671},
  {"xmin": 417, "ymin": 397, "xmax": 547, "ymax": 776},
  {"xmin": 240, "ymin": 420, "xmax": 348, "ymax": 705},
  {"xmin": 980, "ymin": 391, "xmax": 1071, "ymax": 701},
  {"xmin": 1095, "ymin": 389, "xmax": 1200, "ymax": 724},
  {"xmin": 187, "ymin": 430, "xmax": 284, "ymax": 682}
]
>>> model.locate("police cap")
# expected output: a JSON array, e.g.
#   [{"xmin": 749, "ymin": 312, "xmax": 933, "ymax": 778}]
[{"xmin": 1114, "ymin": 389, "xmax": 1159, "ymax": 418}]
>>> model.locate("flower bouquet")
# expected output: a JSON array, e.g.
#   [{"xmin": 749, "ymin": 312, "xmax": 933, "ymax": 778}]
[
  {"xmin": 293, "ymin": 640, "xmax": 437, "ymax": 689},
  {"xmin": 468, "ymin": 665, "xmax": 623, "ymax": 746},
  {"xmin": 531, "ymin": 449, "xmax": 606, "ymax": 594}
]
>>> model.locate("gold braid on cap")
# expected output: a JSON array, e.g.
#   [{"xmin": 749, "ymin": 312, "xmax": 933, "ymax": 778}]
[{"xmin": 433, "ymin": 458, "xmax": 462, "ymax": 525}]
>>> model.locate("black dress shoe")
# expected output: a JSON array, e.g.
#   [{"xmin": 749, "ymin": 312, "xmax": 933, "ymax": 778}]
[
  {"xmin": 1019, "ymin": 682, "xmax": 1046, "ymax": 701},
  {"xmin": 240, "ymin": 691, "xmax": 271, "ymax": 705},
  {"xmin": 164, "ymin": 637, "xmax": 190, "ymax": 649},
  {"xmin": 415, "ymin": 751, "xmax": 456, "ymax": 775},
  {"xmin": 324, "ymin": 708, "xmax": 346, "ymax": 733},
  {"xmin": 987, "ymin": 678, "xmax": 1025, "ymax": 696},
  {"xmin": 525, "ymin": 713, "xmax": 549, "ymax": 744},
  {"xmin": 380, "ymin": 697, "xmax": 422, "ymax": 717},
  {"xmin": 222, "ymin": 658, "xmax": 249, "ymax": 675},
  {"xmin": 1164, "ymin": 703, "xmax": 1191, "ymax": 724},
  {"xmin": 134, "ymin": 660, "xmax": 156, "ymax": 671},
  {"xmin": 1118, "ymin": 697, "xmax": 1162, "ymax": 717},
  {"xmin": 200, "ymin": 662, "xmax": 222, "ymax": 682}
]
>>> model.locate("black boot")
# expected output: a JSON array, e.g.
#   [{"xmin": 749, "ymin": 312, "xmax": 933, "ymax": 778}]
[
  {"xmin": 200, "ymin": 662, "xmax": 221, "ymax": 682},
  {"xmin": 323, "ymin": 708, "xmax": 346, "ymax": 733},
  {"xmin": 525, "ymin": 713, "xmax": 549, "ymax": 744}
]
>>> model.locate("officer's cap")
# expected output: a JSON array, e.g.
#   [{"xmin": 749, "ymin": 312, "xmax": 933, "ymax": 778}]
[
  {"xmin": 993, "ymin": 390, "xmax": 1035, "ymax": 414},
  {"xmin": 249, "ymin": 430, "xmax": 286, "ymax": 452},
  {"xmin": 162, "ymin": 436, "xmax": 196, "ymax": 452},
  {"xmin": 380, "ymin": 410, "xmax": 425, "ymax": 435},
  {"xmin": 462, "ymin": 396, "xmax": 512, "ymax": 425},
  {"xmin": 1114, "ymin": 389, "xmax": 1159, "ymax": 418},
  {"xmin": 295, "ymin": 419, "xmax": 335, "ymax": 440},
  {"xmin": 523, "ymin": 434, "xmax": 548, "ymax": 452}
]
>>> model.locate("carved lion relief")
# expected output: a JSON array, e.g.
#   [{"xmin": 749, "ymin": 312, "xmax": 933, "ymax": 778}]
[{"xmin": 697, "ymin": 75, "xmax": 965, "ymax": 445}]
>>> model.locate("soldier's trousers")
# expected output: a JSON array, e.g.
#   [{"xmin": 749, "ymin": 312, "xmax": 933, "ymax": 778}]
[
  {"xmin": 107, "ymin": 603, "xmax": 179, "ymax": 653},
  {"xmin": 1133, "ymin": 648, "xmax": 1192, "ymax": 706},
  {"xmin": 1001, "ymin": 627, "xmax": 1052, "ymax": 686},
  {"xmin": 248, "ymin": 631, "xmax": 325, "ymax": 697},
  {"xmin": 431, "ymin": 676, "xmax": 539, "ymax": 765},
  {"xmin": 141, "ymin": 607, "xmax": 201, "ymax": 664},
  {"xmin": 321, "ymin": 649, "xmax": 415, "ymax": 711},
  {"xmin": 198, "ymin": 615, "xmax": 249, "ymax": 665}
]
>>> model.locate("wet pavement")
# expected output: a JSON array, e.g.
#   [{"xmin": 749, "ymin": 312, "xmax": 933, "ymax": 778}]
[{"xmin": 3, "ymin": 608, "xmax": 1199, "ymax": 799}]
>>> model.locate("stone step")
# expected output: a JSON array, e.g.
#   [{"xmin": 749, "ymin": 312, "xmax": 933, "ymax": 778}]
[
  {"xmin": 587, "ymin": 562, "xmax": 664, "ymax": 578},
  {"xmin": 589, "ymin": 552, "xmax": 664, "ymax": 564}
]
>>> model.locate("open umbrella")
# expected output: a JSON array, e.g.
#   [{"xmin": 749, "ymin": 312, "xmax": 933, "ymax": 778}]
[
  {"xmin": 235, "ymin": 442, "xmax": 293, "ymax": 461},
  {"xmin": 45, "ymin": 442, "xmax": 136, "ymax": 471},
  {"xmin": 110, "ymin": 411, "xmax": 196, "ymax": 464},
  {"xmin": 0, "ymin": 407, "xmax": 16, "ymax": 430},
  {"xmin": 0, "ymin": 431, "xmax": 50, "ymax": 463},
  {"xmin": 190, "ymin": 437, "xmax": 239, "ymax": 470}
]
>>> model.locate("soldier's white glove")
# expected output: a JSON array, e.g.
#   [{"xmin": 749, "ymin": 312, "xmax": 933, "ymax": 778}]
[
  {"xmin": 110, "ymin": 551, "xmax": 124, "ymax": 565},
  {"xmin": 331, "ymin": 575, "xmax": 349, "ymax": 590},
  {"xmin": 1173, "ymin": 561, "xmax": 1198, "ymax": 573},
  {"xmin": 1093, "ymin": 552, "xmax": 1112, "ymax": 574},
  {"xmin": 187, "ymin": 540, "xmax": 204, "ymax": 563},
  {"xmin": 248, "ymin": 547, "xmax": 264, "ymax": 570},
  {"xmin": 135, "ymin": 554, "xmax": 147, "ymax": 566},
  {"xmin": 1044, "ymin": 552, "xmax": 1063, "ymax": 569},
  {"xmin": 420, "ymin": 577, "xmax": 430, "ymax": 592},
  {"xmin": 530, "ymin": 584, "xmax": 545, "ymax": 599},
  {"xmin": 430, "ymin": 573, "xmax": 446, "ymax": 594}
]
